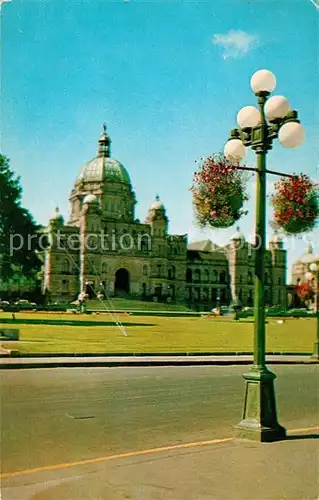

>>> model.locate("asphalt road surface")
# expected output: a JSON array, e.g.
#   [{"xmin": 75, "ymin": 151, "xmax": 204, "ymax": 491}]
[{"xmin": 1, "ymin": 365, "xmax": 318, "ymax": 499}]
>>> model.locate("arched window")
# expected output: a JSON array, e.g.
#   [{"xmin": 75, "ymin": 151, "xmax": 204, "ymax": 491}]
[
  {"xmin": 101, "ymin": 262, "xmax": 108, "ymax": 274},
  {"xmin": 203, "ymin": 287, "xmax": 209, "ymax": 300},
  {"xmin": 212, "ymin": 270, "xmax": 218, "ymax": 283},
  {"xmin": 194, "ymin": 269, "xmax": 200, "ymax": 282},
  {"xmin": 143, "ymin": 265, "xmax": 148, "ymax": 276},
  {"xmin": 157, "ymin": 264, "xmax": 162, "ymax": 277},
  {"xmin": 248, "ymin": 271, "xmax": 253, "ymax": 284},
  {"xmin": 278, "ymin": 277, "xmax": 282, "ymax": 285},
  {"xmin": 220, "ymin": 270, "xmax": 226, "ymax": 284},
  {"xmin": 204, "ymin": 269, "xmax": 209, "ymax": 282},
  {"xmin": 186, "ymin": 268, "xmax": 192, "ymax": 283}
]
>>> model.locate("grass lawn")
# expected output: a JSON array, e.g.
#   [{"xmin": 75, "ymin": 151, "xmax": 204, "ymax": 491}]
[
  {"xmin": 0, "ymin": 312, "xmax": 315, "ymax": 354},
  {"xmin": 87, "ymin": 298, "xmax": 193, "ymax": 312}
]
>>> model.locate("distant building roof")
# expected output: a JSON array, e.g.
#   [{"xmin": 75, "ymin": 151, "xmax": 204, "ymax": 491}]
[{"xmin": 187, "ymin": 239, "xmax": 223, "ymax": 252}]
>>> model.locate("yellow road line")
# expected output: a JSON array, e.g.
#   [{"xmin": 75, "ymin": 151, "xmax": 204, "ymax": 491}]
[
  {"xmin": 2, "ymin": 425, "xmax": 318, "ymax": 480},
  {"xmin": 1, "ymin": 437, "xmax": 233, "ymax": 479},
  {"xmin": 288, "ymin": 426, "xmax": 319, "ymax": 434}
]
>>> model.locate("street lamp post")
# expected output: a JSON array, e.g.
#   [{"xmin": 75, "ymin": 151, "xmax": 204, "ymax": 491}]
[
  {"xmin": 305, "ymin": 263, "xmax": 319, "ymax": 360},
  {"xmin": 224, "ymin": 69, "xmax": 305, "ymax": 442}
]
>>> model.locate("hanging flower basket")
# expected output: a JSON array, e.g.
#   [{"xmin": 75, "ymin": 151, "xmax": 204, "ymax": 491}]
[
  {"xmin": 191, "ymin": 153, "xmax": 249, "ymax": 229},
  {"xmin": 271, "ymin": 174, "xmax": 319, "ymax": 235}
]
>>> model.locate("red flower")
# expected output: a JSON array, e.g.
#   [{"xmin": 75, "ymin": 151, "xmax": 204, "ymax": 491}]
[{"xmin": 271, "ymin": 174, "xmax": 318, "ymax": 235}]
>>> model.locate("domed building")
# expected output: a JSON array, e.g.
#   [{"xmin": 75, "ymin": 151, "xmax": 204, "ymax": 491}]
[{"xmin": 41, "ymin": 126, "xmax": 287, "ymax": 308}]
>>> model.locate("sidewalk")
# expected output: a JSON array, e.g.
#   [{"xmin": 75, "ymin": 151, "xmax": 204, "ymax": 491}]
[
  {"xmin": 0, "ymin": 353, "xmax": 317, "ymax": 369},
  {"xmin": 2, "ymin": 430, "xmax": 318, "ymax": 500}
]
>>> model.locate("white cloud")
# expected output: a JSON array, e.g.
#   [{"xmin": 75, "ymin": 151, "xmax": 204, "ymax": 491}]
[{"xmin": 212, "ymin": 30, "xmax": 259, "ymax": 59}]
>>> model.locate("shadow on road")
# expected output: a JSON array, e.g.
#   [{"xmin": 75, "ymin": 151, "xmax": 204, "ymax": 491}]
[{"xmin": 285, "ymin": 433, "xmax": 319, "ymax": 441}]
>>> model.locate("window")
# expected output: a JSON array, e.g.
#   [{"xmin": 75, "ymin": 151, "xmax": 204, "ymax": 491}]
[
  {"xmin": 168, "ymin": 266, "xmax": 176, "ymax": 280},
  {"xmin": 169, "ymin": 284, "xmax": 176, "ymax": 298},
  {"xmin": 220, "ymin": 270, "xmax": 226, "ymax": 284},
  {"xmin": 204, "ymin": 269, "xmax": 209, "ymax": 282},
  {"xmin": 157, "ymin": 264, "xmax": 162, "ymax": 277},
  {"xmin": 248, "ymin": 272, "xmax": 253, "ymax": 284},
  {"xmin": 265, "ymin": 289, "xmax": 269, "ymax": 305},
  {"xmin": 62, "ymin": 279, "xmax": 69, "ymax": 292},
  {"xmin": 186, "ymin": 268, "xmax": 192, "ymax": 283},
  {"xmin": 143, "ymin": 265, "xmax": 148, "ymax": 276},
  {"xmin": 141, "ymin": 239, "xmax": 149, "ymax": 252},
  {"xmin": 62, "ymin": 259, "xmax": 69, "ymax": 273},
  {"xmin": 248, "ymin": 289, "xmax": 253, "ymax": 307},
  {"xmin": 203, "ymin": 288, "xmax": 209, "ymax": 300},
  {"xmin": 194, "ymin": 269, "xmax": 200, "ymax": 282},
  {"xmin": 212, "ymin": 270, "xmax": 218, "ymax": 283},
  {"xmin": 278, "ymin": 277, "xmax": 282, "ymax": 285},
  {"xmin": 101, "ymin": 262, "xmax": 108, "ymax": 274}
]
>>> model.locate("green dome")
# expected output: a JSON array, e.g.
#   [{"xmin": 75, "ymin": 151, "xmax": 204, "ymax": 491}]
[{"xmin": 76, "ymin": 157, "xmax": 131, "ymax": 185}]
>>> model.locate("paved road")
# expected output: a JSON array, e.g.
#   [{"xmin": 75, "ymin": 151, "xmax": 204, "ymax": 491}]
[{"xmin": 1, "ymin": 365, "xmax": 318, "ymax": 499}]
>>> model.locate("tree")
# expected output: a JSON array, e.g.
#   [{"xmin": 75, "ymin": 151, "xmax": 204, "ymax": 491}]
[{"xmin": 0, "ymin": 155, "xmax": 41, "ymax": 281}]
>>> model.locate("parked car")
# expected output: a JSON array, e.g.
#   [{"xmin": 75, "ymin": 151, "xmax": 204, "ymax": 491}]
[
  {"xmin": 14, "ymin": 299, "xmax": 37, "ymax": 307},
  {"xmin": 0, "ymin": 300, "xmax": 10, "ymax": 306}
]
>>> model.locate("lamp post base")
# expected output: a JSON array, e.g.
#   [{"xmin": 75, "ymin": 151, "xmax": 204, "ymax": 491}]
[
  {"xmin": 311, "ymin": 342, "xmax": 319, "ymax": 361},
  {"xmin": 235, "ymin": 367, "xmax": 286, "ymax": 442}
]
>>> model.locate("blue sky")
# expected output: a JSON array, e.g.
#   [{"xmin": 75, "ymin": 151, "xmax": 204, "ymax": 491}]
[{"xmin": 1, "ymin": 0, "xmax": 318, "ymax": 278}]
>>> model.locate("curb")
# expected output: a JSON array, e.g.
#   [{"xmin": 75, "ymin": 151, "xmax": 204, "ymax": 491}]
[
  {"xmin": 0, "ymin": 351, "xmax": 313, "ymax": 358},
  {"xmin": 1, "ymin": 358, "xmax": 318, "ymax": 369}
]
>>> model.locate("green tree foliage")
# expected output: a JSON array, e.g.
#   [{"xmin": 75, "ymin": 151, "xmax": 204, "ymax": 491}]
[{"xmin": 0, "ymin": 154, "xmax": 41, "ymax": 281}]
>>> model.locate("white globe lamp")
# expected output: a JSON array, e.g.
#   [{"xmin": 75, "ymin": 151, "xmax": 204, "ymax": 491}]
[
  {"xmin": 264, "ymin": 95, "xmax": 290, "ymax": 121},
  {"xmin": 251, "ymin": 69, "xmax": 276, "ymax": 94},
  {"xmin": 237, "ymin": 106, "xmax": 261, "ymax": 129},
  {"xmin": 305, "ymin": 271, "xmax": 313, "ymax": 281},
  {"xmin": 279, "ymin": 122, "xmax": 305, "ymax": 148},
  {"xmin": 224, "ymin": 139, "xmax": 246, "ymax": 162},
  {"xmin": 310, "ymin": 263, "xmax": 318, "ymax": 273}
]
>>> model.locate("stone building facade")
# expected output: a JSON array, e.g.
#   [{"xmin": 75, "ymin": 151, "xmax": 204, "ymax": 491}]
[{"xmin": 41, "ymin": 127, "xmax": 287, "ymax": 308}]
